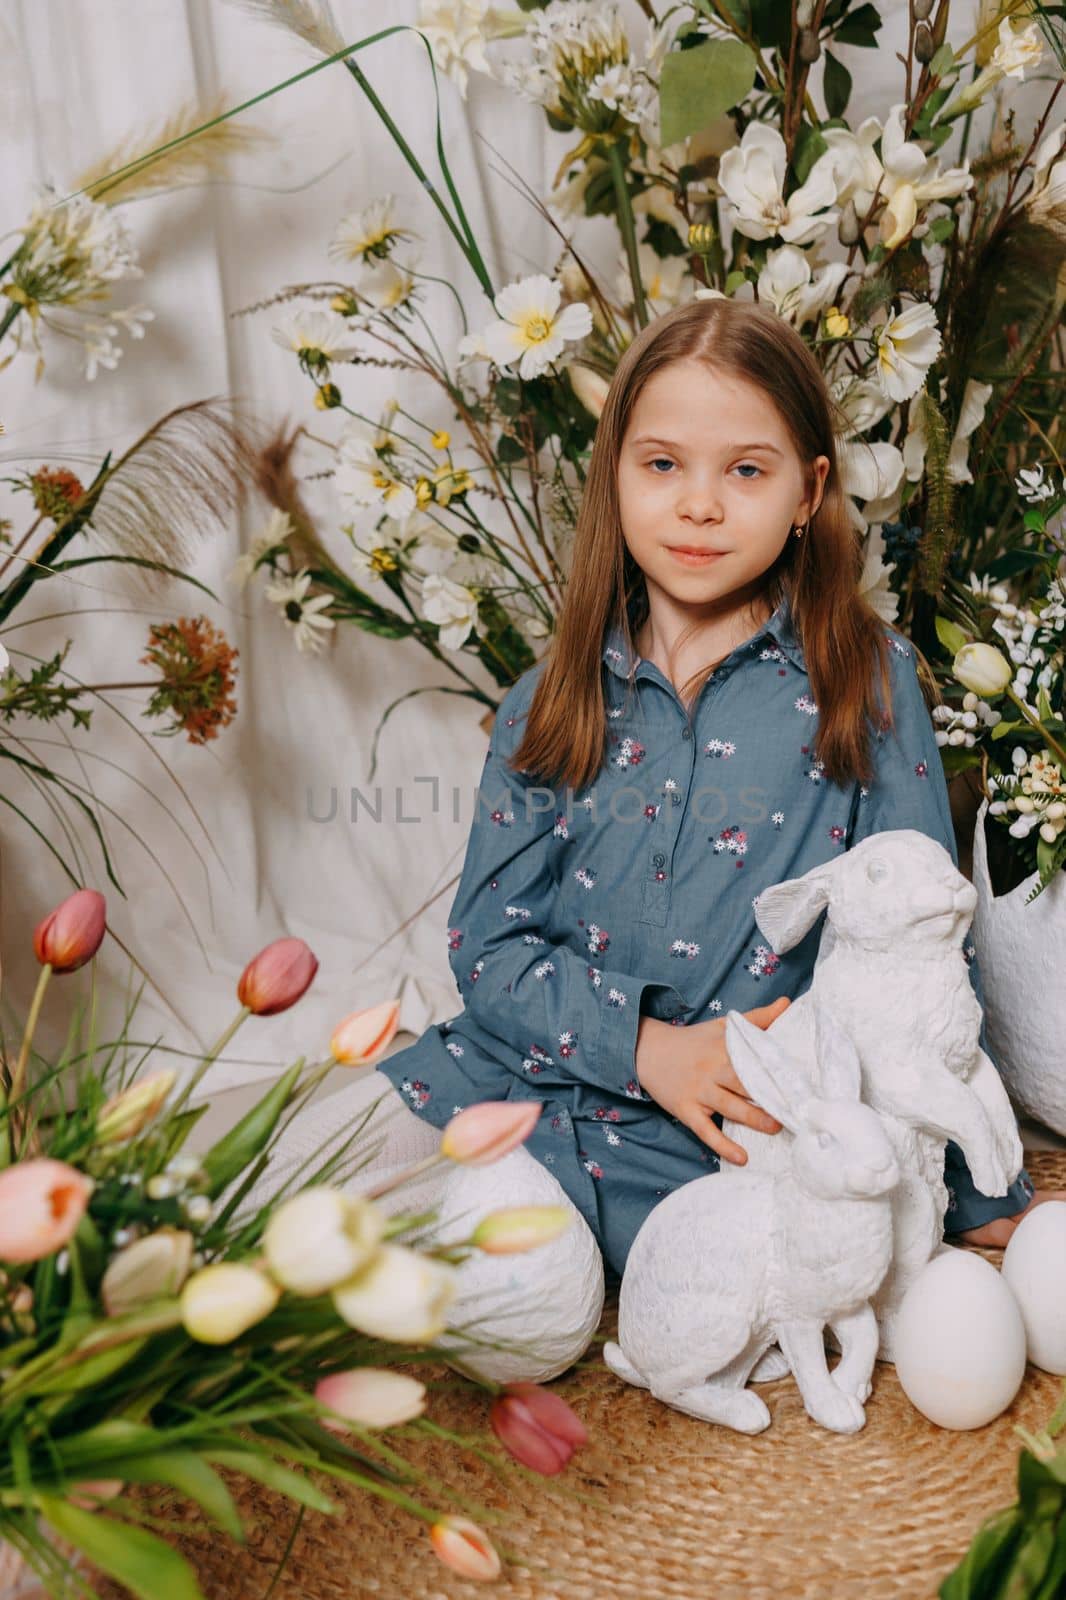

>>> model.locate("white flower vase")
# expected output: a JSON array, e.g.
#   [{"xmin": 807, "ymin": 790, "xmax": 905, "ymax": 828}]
[{"xmin": 971, "ymin": 799, "xmax": 1066, "ymax": 1136}]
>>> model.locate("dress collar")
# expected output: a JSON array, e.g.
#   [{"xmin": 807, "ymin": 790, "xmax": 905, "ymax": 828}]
[{"xmin": 601, "ymin": 594, "xmax": 806, "ymax": 680}]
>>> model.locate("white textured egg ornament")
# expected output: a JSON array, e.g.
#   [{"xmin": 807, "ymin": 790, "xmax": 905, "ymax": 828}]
[
  {"xmin": 893, "ymin": 1250, "xmax": 1027, "ymax": 1429},
  {"xmin": 1002, "ymin": 1201, "xmax": 1066, "ymax": 1375}
]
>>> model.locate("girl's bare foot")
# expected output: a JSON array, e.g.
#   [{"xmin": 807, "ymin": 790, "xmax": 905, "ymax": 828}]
[{"xmin": 954, "ymin": 1188, "xmax": 1066, "ymax": 1249}]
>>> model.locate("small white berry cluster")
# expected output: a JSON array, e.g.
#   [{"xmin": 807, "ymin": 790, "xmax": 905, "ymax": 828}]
[
  {"xmin": 988, "ymin": 747, "xmax": 1066, "ymax": 844},
  {"xmin": 971, "ymin": 576, "xmax": 1065, "ymax": 710},
  {"xmin": 933, "ymin": 690, "xmax": 998, "ymax": 749}
]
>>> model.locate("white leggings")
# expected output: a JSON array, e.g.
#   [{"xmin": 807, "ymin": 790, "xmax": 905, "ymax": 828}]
[{"xmin": 248, "ymin": 1070, "xmax": 605, "ymax": 1383}]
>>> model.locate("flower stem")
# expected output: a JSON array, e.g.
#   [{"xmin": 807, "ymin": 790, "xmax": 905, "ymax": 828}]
[
  {"xmin": 362, "ymin": 1149, "xmax": 446, "ymax": 1201},
  {"xmin": 607, "ymin": 139, "xmax": 646, "ymax": 329},
  {"xmin": 1005, "ymin": 688, "xmax": 1066, "ymax": 771},
  {"xmin": 9, "ymin": 963, "xmax": 52, "ymax": 1116},
  {"xmin": 168, "ymin": 1006, "xmax": 251, "ymax": 1119}
]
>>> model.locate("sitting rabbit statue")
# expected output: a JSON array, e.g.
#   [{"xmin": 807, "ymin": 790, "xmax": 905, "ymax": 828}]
[
  {"xmin": 603, "ymin": 1006, "xmax": 900, "ymax": 1435},
  {"xmin": 725, "ymin": 828, "xmax": 1024, "ymax": 1363}
]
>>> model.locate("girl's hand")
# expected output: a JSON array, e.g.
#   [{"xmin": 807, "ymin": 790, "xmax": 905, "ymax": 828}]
[{"xmin": 635, "ymin": 997, "xmax": 791, "ymax": 1165}]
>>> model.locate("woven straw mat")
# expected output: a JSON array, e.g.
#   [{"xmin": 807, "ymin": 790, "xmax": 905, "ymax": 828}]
[{"xmin": 97, "ymin": 1148, "xmax": 1066, "ymax": 1600}]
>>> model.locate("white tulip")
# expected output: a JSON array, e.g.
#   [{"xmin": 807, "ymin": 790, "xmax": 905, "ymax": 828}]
[
  {"xmin": 263, "ymin": 1188, "xmax": 385, "ymax": 1297},
  {"xmin": 332, "ymin": 1245, "xmax": 458, "ymax": 1343},
  {"xmin": 181, "ymin": 1263, "xmax": 280, "ymax": 1345}
]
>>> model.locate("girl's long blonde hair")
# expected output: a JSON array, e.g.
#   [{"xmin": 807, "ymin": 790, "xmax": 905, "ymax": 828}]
[{"xmin": 511, "ymin": 297, "xmax": 894, "ymax": 793}]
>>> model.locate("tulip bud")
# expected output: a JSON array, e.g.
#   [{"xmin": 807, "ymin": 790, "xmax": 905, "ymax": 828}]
[
  {"xmin": 429, "ymin": 1516, "xmax": 501, "ymax": 1581},
  {"xmin": 33, "ymin": 889, "xmax": 106, "ymax": 973},
  {"xmin": 330, "ymin": 999, "xmax": 401, "ymax": 1066},
  {"xmin": 568, "ymin": 363, "xmax": 610, "ymax": 421},
  {"xmin": 96, "ymin": 1069, "xmax": 177, "ymax": 1144},
  {"xmin": 237, "ymin": 937, "xmax": 318, "ymax": 1016},
  {"xmin": 471, "ymin": 1205, "xmax": 572, "ymax": 1255},
  {"xmin": 314, "ymin": 1369, "xmax": 426, "ymax": 1431},
  {"xmin": 0, "ymin": 1160, "xmax": 93, "ymax": 1264},
  {"xmin": 953, "ymin": 642, "xmax": 1013, "ymax": 697},
  {"xmin": 263, "ymin": 1188, "xmax": 385, "ymax": 1296},
  {"xmin": 180, "ymin": 1262, "xmax": 280, "ymax": 1344},
  {"xmin": 439, "ymin": 1101, "xmax": 541, "ymax": 1167},
  {"xmin": 69, "ymin": 1480, "xmax": 124, "ymax": 1511},
  {"xmin": 101, "ymin": 1228, "xmax": 194, "ymax": 1316},
  {"xmin": 490, "ymin": 1382, "xmax": 588, "ymax": 1476},
  {"xmin": 332, "ymin": 1245, "xmax": 457, "ymax": 1343}
]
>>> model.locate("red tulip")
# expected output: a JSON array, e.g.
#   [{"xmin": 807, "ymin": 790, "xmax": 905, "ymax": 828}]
[
  {"xmin": 489, "ymin": 1382, "xmax": 588, "ymax": 1477},
  {"xmin": 32, "ymin": 889, "xmax": 106, "ymax": 973},
  {"xmin": 237, "ymin": 937, "xmax": 318, "ymax": 1015}
]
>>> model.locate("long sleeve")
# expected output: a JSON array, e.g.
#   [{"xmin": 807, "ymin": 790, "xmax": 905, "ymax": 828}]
[
  {"xmin": 446, "ymin": 671, "xmax": 687, "ymax": 1097},
  {"xmin": 846, "ymin": 635, "xmax": 1034, "ymax": 1230}
]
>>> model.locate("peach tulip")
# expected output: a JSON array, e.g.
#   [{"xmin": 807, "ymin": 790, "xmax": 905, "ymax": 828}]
[
  {"xmin": 471, "ymin": 1205, "xmax": 572, "ymax": 1255},
  {"xmin": 0, "ymin": 1159, "xmax": 93, "ymax": 1263},
  {"xmin": 489, "ymin": 1382, "xmax": 588, "ymax": 1476},
  {"xmin": 33, "ymin": 889, "xmax": 106, "ymax": 973},
  {"xmin": 314, "ymin": 1369, "xmax": 426, "ymax": 1431},
  {"xmin": 439, "ymin": 1101, "xmax": 541, "ymax": 1167},
  {"xmin": 96, "ymin": 1069, "xmax": 176, "ymax": 1143},
  {"xmin": 429, "ymin": 1516, "xmax": 501, "ymax": 1581},
  {"xmin": 330, "ymin": 999, "xmax": 401, "ymax": 1066},
  {"xmin": 237, "ymin": 937, "xmax": 318, "ymax": 1015}
]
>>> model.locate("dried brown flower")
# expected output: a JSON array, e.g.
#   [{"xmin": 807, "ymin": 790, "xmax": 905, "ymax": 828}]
[{"xmin": 141, "ymin": 616, "xmax": 239, "ymax": 745}]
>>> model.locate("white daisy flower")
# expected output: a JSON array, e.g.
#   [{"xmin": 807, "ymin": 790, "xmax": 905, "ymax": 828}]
[
  {"xmin": 874, "ymin": 302, "xmax": 942, "ymax": 402},
  {"xmin": 478, "ymin": 274, "xmax": 592, "ymax": 379},
  {"xmin": 421, "ymin": 574, "xmax": 479, "ymax": 651},
  {"xmin": 357, "ymin": 258, "xmax": 417, "ymax": 311},
  {"xmin": 271, "ymin": 308, "xmax": 360, "ymax": 365},
  {"xmin": 264, "ymin": 569, "xmax": 336, "ymax": 654},
  {"xmin": 230, "ymin": 509, "xmax": 294, "ymax": 589},
  {"xmin": 335, "ymin": 435, "xmax": 417, "ymax": 520},
  {"xmin": 717, "ymin": 124, "xmax": 838, "ymax": 245},
  {"xmin": 328, "ymin": 196, "xmax": 411, "ymax": 265}
]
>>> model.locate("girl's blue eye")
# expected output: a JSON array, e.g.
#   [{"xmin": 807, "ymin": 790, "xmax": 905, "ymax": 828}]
[
  {"xmin": 734, "ymin": 464, "xmax": 762, "ymax": 480},
  {"xmin": 649, "ymin": 458, "xmax": 674, "ymax": 474}
]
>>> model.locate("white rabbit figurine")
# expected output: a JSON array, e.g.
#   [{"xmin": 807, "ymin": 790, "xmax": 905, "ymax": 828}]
[
  {"xmin": 725, "ymin": 828, "xmax": 1025, "ymax": 1362},
  {"xmin": 603, "ymin": 1008, "xmax": 900, "ymax": 1434}
]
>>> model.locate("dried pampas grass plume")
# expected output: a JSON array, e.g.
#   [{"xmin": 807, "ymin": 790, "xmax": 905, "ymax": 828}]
[{"xmin": 79, "ymin": 95, "xmax": 272, "ymax": 207}]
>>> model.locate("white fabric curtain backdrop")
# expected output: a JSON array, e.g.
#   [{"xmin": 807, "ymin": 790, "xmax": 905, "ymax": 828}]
[{"xmin": 0, "ymin": 0, "xmax": 1004, "ymax": 1093}]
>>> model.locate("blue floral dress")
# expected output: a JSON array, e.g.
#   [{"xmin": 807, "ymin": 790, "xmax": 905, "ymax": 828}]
[{"xmin": 380, "ymin": 596, "xmax": 1034, "ymax": 1273}]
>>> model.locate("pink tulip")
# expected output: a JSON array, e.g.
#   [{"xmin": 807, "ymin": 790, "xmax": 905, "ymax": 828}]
[
  {"xmin": 439, "ymin": 1101, "xmax": 541, "ymax": 1167},
  {"xmin": 489, "ymin": 1382, "xmax": 588, "ymax": 1476},
  {"xmin": 330, "ymin": 999, "xmax": 401, "ymax": 1066},
  {"xmin": 0, "ymin": 1159, "xmax": 93, "ymax": 1263},
  {"xmin": 32, "ymin": 889, "xmax": 106, "ymax": 973},
  {"xmin": 429, "ymin": 1516, "xmax": 501, "ymax": 1581},
  {"xmin": 237, "ymin": 937, "xmax": 318, "ymax": 1016},
  {"xmin": 314, "ymin": 1369, "xmax": 426, "ymax": 1430}
]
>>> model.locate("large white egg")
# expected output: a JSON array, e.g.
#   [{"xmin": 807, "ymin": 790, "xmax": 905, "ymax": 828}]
[
  {"xmin": 1002, "ymin": 1200, "xmax": 1066, "ymax": 1375},
  {"xmin": 893, "ymin": 1249, "xmax": 1027, "ymax": 1429}
]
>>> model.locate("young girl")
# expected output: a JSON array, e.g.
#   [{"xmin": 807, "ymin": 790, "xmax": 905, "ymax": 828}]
[{"xmin": 375, "ymin": 296, "xmax": 1059, "ymax": 1314}]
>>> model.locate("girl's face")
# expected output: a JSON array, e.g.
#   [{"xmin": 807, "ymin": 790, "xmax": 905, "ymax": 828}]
[{"xmin": 617, "ymin": 359, "xmax": 829, "ymax": 622}]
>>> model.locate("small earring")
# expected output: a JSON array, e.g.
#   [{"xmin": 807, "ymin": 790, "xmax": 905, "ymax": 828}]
[{"xmin": 793, "ymin": 523, "xmax": 806, "ymax": 538}]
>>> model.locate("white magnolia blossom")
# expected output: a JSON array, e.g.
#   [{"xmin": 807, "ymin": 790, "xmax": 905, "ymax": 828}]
[
  {"xmin": 840, "ymin": 440, "xmax": 906, "ymax": 524},
  {"xmin": 328, "ymin": 197, "xmax": 409, "ymax": 265},
  {"xmin": 420, "ymin": 573, "xmax": 479, "ymax": 650},
  {"xmin": 230, "ymin": 509, "xmax": 294, "ymax": 589},
  {"xmin": 615, "ymin": 243, "xmax": 689, "ymax": 315},
  {"xmin": 902, "ymin": 379, "xmax": 994, "ymax": 484},
  {"xmin": 717, "ymin": 124, "xmax": 839, "ymax": 245},
  {"xmin": 821, "ymin": 118, "xmax": 883, "ymax": 212},
  {"xmin": 858, "ymin": 526, "xmax": 899, "ymax": 624},
  {"xmin": 756, "ymin": 245, "xmax": 847, "ymax": 327},
  {"xmin": 335, "ymin": 434, "xmax": 418, "ymax": 521},
  {"xmin": 1027, "ymin": 124, "xmax": 1066, "ymax": 235},
  {"xmin": 8, "ymin": 188, "xmax": 154, "ymax": 379},
  {"xmin": 831, "ymin": 375, "xmax": 895, "ymax": 440},
  {"xmin": 874, "ymin": 302, "xmax": 942, "ymax": 403},
  {"xmin": 877, "ymin": 105, "xmax": 971, "ymax": 249},
  {"xmin": 477, "ymin": 273, "xmax": 592, "ymax": 379},
  {"xmin": 271, "ymin": 309, "xmax": 360, "ymax": 363},
  {"xmin": 264, "ymin": 569, "xmax": 336, "ymax": 654},
  {"xmin": 418, "ymin": 2, "xmax": 529, "ymax": 97}
]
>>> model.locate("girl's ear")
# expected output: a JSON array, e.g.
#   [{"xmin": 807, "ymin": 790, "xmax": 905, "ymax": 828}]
[
  {"xmin": 812, "ymin": 1001, "xmax": 861, "ymax": 1102},
  {"xmin": 724, "ymin": 1012, "xmax": 806, "ymax": 1134},
  {"xmin": 798, "ymin": 453, "xmax": 831, "ymax": 522},
  {"xmin": 754, "ymin": 859, "xmax": 836, "ymax": 952}
]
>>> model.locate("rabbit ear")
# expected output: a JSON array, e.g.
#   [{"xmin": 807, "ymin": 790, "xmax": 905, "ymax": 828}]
[
  {"xmin": 812, "ymin": 1003, "xmax": 862, "ymax": 1102},
  {"xmin": 724, "ymin": 1011, "xmax": 809, "ymax": 1135},
  {"xmin": 754, "ymin": 859, "xmax": 836, "ymax": 953}
]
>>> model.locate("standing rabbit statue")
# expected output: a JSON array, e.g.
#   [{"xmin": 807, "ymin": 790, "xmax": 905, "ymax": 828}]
[
  {"xmin": 725, "ymin": 829, "xmax": 1024, "ymax": 1362},
  {"xmin": 603, "ymin": 1007, "xmax": 901, "ymax": 1434}
]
